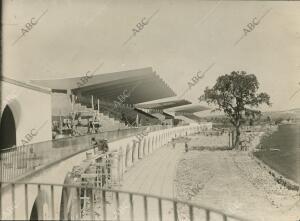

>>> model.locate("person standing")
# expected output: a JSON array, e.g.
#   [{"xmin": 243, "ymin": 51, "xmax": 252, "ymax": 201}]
[
  {"xmin": 172, "ymin": 138, "xmax": 176, "ymax": 149},
  {"xmin": 91, "ymin": 137, "xmax": 97, "ymax": 153},
  {"xmin": 185, "ymin": 142, "xmax": 188, "ymax": 152}
]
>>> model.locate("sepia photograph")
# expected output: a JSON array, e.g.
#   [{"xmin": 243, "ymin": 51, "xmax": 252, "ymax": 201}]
[{"xmin": 0, "ymin": 0, "xmax": 300, "ymax": 220}]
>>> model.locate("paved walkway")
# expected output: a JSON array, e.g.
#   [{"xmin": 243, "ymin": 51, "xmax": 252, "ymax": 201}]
[
  {"xmin": 83, "ymin": 142, "xmax": 187, "ymax": 221},
  {"xmin": 111, "ymin": 143, "xmax": 186, "ymax": 221},
  {"xmin": 120, "ymin": 142, "xmax": 185, "ymax": 198}
]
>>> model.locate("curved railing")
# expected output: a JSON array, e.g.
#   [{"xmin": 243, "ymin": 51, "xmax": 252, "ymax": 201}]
[
  {"xmin": 0, "ymin": 181, "xmax": 251, "ymax": 221},
  {"xmin": 0, "ymin": 125, "xmax": 171, "ymax": 182}
]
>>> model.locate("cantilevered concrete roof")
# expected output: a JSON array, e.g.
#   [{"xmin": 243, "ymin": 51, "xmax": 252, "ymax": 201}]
[
  {"xmin": 135, "ymin": 96, "xmax": 191, "ymax": 109},
  {"xmin": 168, "ymin": 104, "xmax": 210, "ymax": 113},
  {"xmin": 31, "ymin": 67, "xmax": 176, "ymax": 104}
]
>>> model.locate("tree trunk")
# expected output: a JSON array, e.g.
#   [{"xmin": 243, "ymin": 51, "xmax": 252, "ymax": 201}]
[{"xmin": 234, "ymin": 126, "xmax": 241, "ymax": 149}]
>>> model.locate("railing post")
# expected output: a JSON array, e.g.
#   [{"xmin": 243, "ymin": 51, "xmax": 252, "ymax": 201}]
[
  {"xmin": 90, "ymin": 188, "xmax": 94, "ymax": 220},
  {"xmin": 173, "ymin": 201, "xmax": 178, "ymax": 221},
  {"xmin": 3, "ymin": 153, "xmax": 6, "ymax": 181},
  {"xmin": 129, "ymin": 193, "xmax": 134, "ymax": 221},
  {"xmin": 228, "ymin": 131, "xmax": 231, "ymax": 148},
  {"xmin": 9, "ymin": 149, "xmax": 12, "ymax": 180},
  {"xmin": 102, "ymin": 191, "xmax": 107, "ymax": 220},
  {"xmin": 189, "ymin": 205, "xmax": 194, "ymax": 221},
  {"xmin": 0, "ymin": 183, "xmax": 2, "ymax": 220},
  {"xmin": 115, "ymin": 192, "xmax": 120, "ymax": 221},
  {"xmin": 25, "ymin": 184, "xmax": 29, "ymax": 220},
  {"xmin": 51, "ymin": 185, "xmax": 55, "ymax": 220},
  {"xmin": 143, "ymin": 196, "xmax": 148, "ymax": 221},
  {"xmin": 231, "ymin": 130, "xmax": 235, "ymax": 148},
  {"xmin": 206, "ymin": 209, "xmax": 210, "ymax": 221},
  {"xmin": 11, "ymin": 183, "xmax": 15, "ymax": 220},
  {"xmin": 158, "ymin": 198, "xmax": 162, "ymax": 221}
]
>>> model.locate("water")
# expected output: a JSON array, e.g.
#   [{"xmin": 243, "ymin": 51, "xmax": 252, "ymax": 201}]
[{"xmin": 254, "ymin": 124, "xmax": 300, "ymax": 184}]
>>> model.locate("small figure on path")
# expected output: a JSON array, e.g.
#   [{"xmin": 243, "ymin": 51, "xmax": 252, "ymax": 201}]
[
  {"xmin": 185, "ymin": 142, "xmax": 188, "ymax": 152},
  {"xmin": 172, "ymin": 138, "xmax": 176, "ymax": 149}
]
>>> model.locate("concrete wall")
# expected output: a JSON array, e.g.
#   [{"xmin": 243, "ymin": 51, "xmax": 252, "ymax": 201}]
[
  {"xmin": 51, "ymin": 92, "xmax": 73, "ymax": 116},
  {"xmin": 0, "ymin": 123, "xmax": 212, "ymax": 220},
  {"xmin": 0, "ymin": 78, "xmax": 52, "ymax": 146}
]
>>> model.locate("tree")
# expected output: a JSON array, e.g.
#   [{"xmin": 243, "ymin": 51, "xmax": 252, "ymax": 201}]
[{"xmin": 200, "ymin": 71, "xmax": 271, "ymax": 148}]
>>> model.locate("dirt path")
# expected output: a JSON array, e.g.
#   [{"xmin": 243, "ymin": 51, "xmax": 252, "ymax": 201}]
[{"xmin": 176, "ymin": 150, "xmax": 300, "ymax": 221}]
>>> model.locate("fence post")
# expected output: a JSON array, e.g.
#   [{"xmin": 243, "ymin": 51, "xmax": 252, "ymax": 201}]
[
  {"xmin": 231, "ymin": 130, "xmax": 235, "ymax": 148},
  {"xmin": 228, "ymin": 132, "xmax": 231, "ymax": 148}
]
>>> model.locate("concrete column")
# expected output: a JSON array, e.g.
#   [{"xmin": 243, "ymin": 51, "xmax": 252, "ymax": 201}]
[
  {"xmin": 118, "ymin": 148, "xmax": 124, "ymax": 182},
  {"xmin": 132, "ymin": 141, "xmax": 137, "ymax": 164},
  {"xmin": 125, "ymin": 144, "xmax": 132, "ymax": 169},
  {"xmin": 150, "ymin": 137, "xmax": 154, "ymax": 153},
  {"xmin": 228, "ymin": 132, "xmax": 231, "ymax": 148},
  {"xmin": 147, "ymin": 139, "xmax": 150, "ymax": 155},
  {"xmin": 110, "ymin": 152, "xmax": 119, "ymax": 185},
  {"xmin": 140, "ymin": 140, "xmax": 145, "ymax": 158}
]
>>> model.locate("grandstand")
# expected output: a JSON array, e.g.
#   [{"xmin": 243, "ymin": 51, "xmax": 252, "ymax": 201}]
[
  {"xmin": 31, "ymin": 67, "xmax": 187, "ymax": 139},
  {"xmin": 166, "ymin": 104, "xmax": 210, "ymax": 123}
]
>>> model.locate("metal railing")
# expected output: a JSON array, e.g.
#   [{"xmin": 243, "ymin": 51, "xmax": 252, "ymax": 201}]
[
  {"xmin": 0, "ymin": 181, "xmax": 251, "ymax": 221},
  {"xmin": 0, "ymin": 125, "xmax": 171, "ymax": 182}
]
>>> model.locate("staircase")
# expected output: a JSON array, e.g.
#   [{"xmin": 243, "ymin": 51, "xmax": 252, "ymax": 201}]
[{"xmin": 73, "ymin": 103, "xmax": 127, "ymax": 131}]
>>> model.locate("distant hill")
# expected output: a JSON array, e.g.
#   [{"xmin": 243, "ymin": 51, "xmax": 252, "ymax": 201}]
[
  {"xmin": 287, "ymin": 108, "xmax": 300, "ymax": 114},
  {"xmin": 262, "ymin": 108, "xmax": 300, "ymax": 120},
  {"xmin": 194, "ymin": 108, "xmax": 300, "ymax": 126}
]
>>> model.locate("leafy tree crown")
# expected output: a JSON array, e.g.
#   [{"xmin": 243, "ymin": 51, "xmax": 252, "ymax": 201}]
[{"xmin": 200, "ymin": 71, "xmax": 271, "ymax": 127}]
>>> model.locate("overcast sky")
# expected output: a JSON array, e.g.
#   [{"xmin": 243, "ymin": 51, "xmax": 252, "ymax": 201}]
[{"xmin": 3, "ymin": 0, "xmax": 300, "ymax": 112}]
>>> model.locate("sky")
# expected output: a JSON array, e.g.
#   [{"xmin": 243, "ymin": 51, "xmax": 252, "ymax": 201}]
[{"xmin": 3, "ymin": 0, "xmax": 300, "ymax": 112}]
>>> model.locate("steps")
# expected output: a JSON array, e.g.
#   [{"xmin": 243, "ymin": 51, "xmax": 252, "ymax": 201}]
[{"xmin": 74, "ymin": 103, "xmax": 128, "ymax": 131}]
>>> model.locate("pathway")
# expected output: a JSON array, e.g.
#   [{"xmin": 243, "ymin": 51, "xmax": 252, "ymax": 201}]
[
  {"xmin": 83, "ymin": 142, "xmax": 187, "ymax": 221},
  {"xmin": 121, "ymin": 143, "xmax": 184, "ymax": 198}
]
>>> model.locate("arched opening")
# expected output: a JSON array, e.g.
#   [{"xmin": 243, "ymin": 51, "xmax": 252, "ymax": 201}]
[
  {"xmin": 60, "ymin": 173, "xmax": 80, "ymax": 220},
  {"xmin": 60, "ymin": 187, "xmax": 69, "ymax": 220},
  {"xmin": 30, "ymin": 189, "xmax": 50, "ymax": 220},
  {"xmin": 30, "ymin": 200, "xmax": 38, "ymax": 220},
  {"xmin": 0, "ymin": 105, "xmax": 16, "ymax": 150}
]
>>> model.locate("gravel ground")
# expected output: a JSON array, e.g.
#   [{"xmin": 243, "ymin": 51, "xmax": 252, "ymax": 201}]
[{"xmin": 175, "ymin": 133, "xmax": 300, "ymax": 221}]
